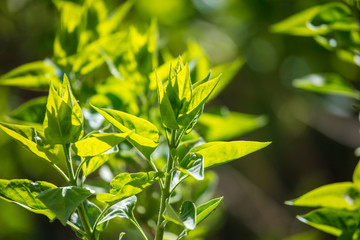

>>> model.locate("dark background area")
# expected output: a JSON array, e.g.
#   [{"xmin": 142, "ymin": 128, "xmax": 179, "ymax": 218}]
[{"xmin": 0, "ymin": 0, "xmax": 359, "ymax": 239}]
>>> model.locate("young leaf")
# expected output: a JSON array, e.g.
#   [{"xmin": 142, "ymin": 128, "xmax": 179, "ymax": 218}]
[
  {"xmin": 0, "ymin": 60, "xmax": 59, "ymax": 90},
  {"xmin": 196, "ymin": 197, "xmax": 223, "ymax": 225},
  {"xmin": 92, "ymin": 105, "xmax": 159, "ymax": 159},
  {"xmin": 164, "ymin": 201, "xmax": 196, "ymax": 230},
  {"xmin": 37, "ymin": 186, "xmax": 94, "ymax": 225},
  {"xmin": 98, "ymin": 196, "xmax": 137, "ymax": 225},
  {"xmin": 286, "ymin": 182, "xmax": 360, "ymax": 210},
  {"xmin": 97, "ymin": 172, "xmax": 162, "ymax": 205},
  {"xmin": 0, "ymin": 122, "xmax": 60, "ymax": 163},
  {"xmin": 298, "ymin": 208, "xmax": 360, "ymax": 237},
  {"xmin": 85, "ymin": 152, "xmax": 117, "ymax": 176},
  {"xmin": 198, "ymin": 111, "xmax": 267, "ymax": 141},
  {"xmin": 191, "ymin": 141, "xmax": 271, "ymax": 168},
  {"xmin": 73, "ymin": 132, "xmax": 131, "ymax": 157},
  {"xmin": 178, "ymin": 153, "xmax": 204, "ymax": 180},
  {"xmin": 0, "ymin": 179, "xmax": 57, "ymax": 221},
  {"xmin": 293, "ymin": 73, "xmax": 360, "ymax": 99},
  {"xmin": 44, "ymin": 74, "xmax": 84, "ymax": 144}
]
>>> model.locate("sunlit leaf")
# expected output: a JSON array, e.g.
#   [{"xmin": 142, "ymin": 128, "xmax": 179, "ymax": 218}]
[
  {"xmin": 0, "ymin": 122, "xmax": 60, "ymax": 163},
  {"xmin": 298, "ymin": 208, "xmax": 360, "ymax": 237},
  {"xmin": 92, "ymin": 105, "xmax": 159, "ymax": 159},
  {"xmin": 97, "ymin": 172, "xmax": 162, "ymax": 205},
  {"xmin": 98, "ymin": 196, "xmax": 137, "ymax": 225},
  {"xmin": 286, "ymin": 182, "xmax": 360, "ymax": 210},
  {"xmin": 191, "ymin": 141, "xmax": 270, "ymax": 168},
  {"xmin": 196, "ymin": 197, "xmax": 223, "ymax": 225},
  {"xmin": 0, "ymin": 179, "xmax": 57, "ymax": 221},
  {"xmin": 44, "ymin": 74, "xmax": 84, "ymax": 144},
  {"xmin": 85, "ymin": 152, "xmax": 117, "ymax": 177},
  {"xmin": 0, "ymin": 60, "xmax": 59, "ymax": 90},
  {"xmin": 37, "ymin": 186, "xmax": 94, "ymax": 225},
  {"xmin": 73, "ymin": 132, "xmax": 131, "ymax": 157}
]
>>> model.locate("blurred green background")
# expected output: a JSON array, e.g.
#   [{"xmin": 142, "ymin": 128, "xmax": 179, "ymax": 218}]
[{"xmin": 0, "ymin": 0, "xmax": 359, "ymax": 239}]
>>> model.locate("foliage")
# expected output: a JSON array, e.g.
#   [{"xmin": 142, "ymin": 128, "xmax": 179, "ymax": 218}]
[
  {"xmin": 273, "ymin": 1, "xmax": 360, "ymax": 239},
  {"xmin": 0, "ymin": 1, "xmax": 269, "ymax": 239}
]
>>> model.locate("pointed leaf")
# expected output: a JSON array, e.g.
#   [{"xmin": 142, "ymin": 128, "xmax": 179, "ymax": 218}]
[
  {"xmin": 191, "ymin": 141, "xmax": 271, "ymax": 168},
  {"xmin": 298, "ymin": 208, "xmax": 360, "ymax": 237},
  {"xmin": 178, "ymin": 153, "xmax": 204, "ymax": 180},
  {"xmin": 44, "ymin": 74, "xmax": 83, "ymax": 144},
  {"xmin": 37, "ymin": 186, "xmax": 94, "ymax": 225},
  {"xmin": 196, "ymin": 197, "xmax": 223, "ymax": 225},
  {"xmin": 0, "ymin": 179, "xmax": 57, "ymax": 220},
  {"xmin": 98, "ymin": 196, "xmax": 137, "ymax": 225},
  {"xmin": 97, "ymin": 172, "xmax": 162, "ymax": 205},
  {"xmin": 164, "ymin": 201, "xmax": 196, "ymax": 230},
  {"xmin": 73, "ymin": 132, "xmax": 131, "ymax": 157},
  {"xmin": 293, "ymin": 73, "xmax": 360, "ymax": 99},
  {"xmin": 92, "ymin": 105, "xmax": 159, "ymax": 159},
  {"xmin": 286, "ymin": 182, "xmax": 360, "ymax": 210},
  {"xmin": 9, "ymin": 96, "xmax": 47, "ymax": 124},
  {"xmin": 0, "ymin": 122, "xmax": 60, "ymax": 163},
  {"xmin": 0, "ymin": 60, "xmax": 59, "ymax": 90},
  {"xmin": 86, "ymin": 152, "xmax": 117, "ymax": 176}
]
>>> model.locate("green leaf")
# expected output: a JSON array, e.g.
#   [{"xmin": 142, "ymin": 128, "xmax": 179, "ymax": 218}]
[
  {"xmin": 178, "ymin": 73, "xmax": 221, "ymax": 129},
  {"xmin": 164, "ymin": 201, "xmax": 196, "ymax": 230},
  {"xmin": 73, "ymin": 132, "xmax": 131, "ymax": 157},
  {"xmin": 0, "ymin": 122, "xmax": 60, "ymax": 163},
  {"xmin": 9, "ymin": 96, "xmax": 47, "ymax": 124},
  {"xmin": 37, "ymin": 186, "xmax": 94, "ymax": 225},
  {"xmin": 85, "ymin": 152, "xmax": 117, "ymax": 177},
  {"xmin": 207, "ymin": 58, "xmax": 244, "ymax": 101},
  {"xmin": 97, "ymin": 172, "xmax": 162, "ymax": 205},
  {"xmin": 44, "ymin": 74, "xmax": 84, "ymax": 144},
  {"xmin": 92, "ymin": 105, "xmax": 159, "ymax": 159},
  {"xmin": 70, "ymin": 200, "xmax": 106, "ymax": 233},
  {"xmin": 293, "ymin": 73, "xmax": 359, "ymax": 99},
  {"xmin": 298, "ymin": 208, "xmax": 360, "ymax": 237},
  {"xmin": 98, "ymin": 196, "xmax": 137, "ymax": 225},
  {"xmin": 286, "ymin": 182, "xmax": 360, "ymax": 210},
  {"xmin": 192, "ymin": 141, "xmax": 271, "ymax": 168},
  {"xmin": 197, "ymin": 111, "xmax": 267, "ymax": 141},
  {"xmin": 178, "ymin": 153, "xmax": 204, "ymax": 180},
  {"xmin": 0, "ymin": 179, "xmax": 57, "ymax": 221},
  {"xmin": 353, "ymin": 160, "xmax": 360, "ymax": 187},
  {"xmin": 196, "ymin": 197, "xmax": 223, "ymax": 225},
  {"xmin": 0, "ymin": 60, "xmax": 59, "ymax": 90}
]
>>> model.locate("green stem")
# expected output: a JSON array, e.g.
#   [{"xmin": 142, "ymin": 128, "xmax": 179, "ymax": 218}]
[
  {"xmin": 92, "ymin": 205, "xmax": 111, "ymax": 231},
  {"xmin": 155, "ymin": 130, "xmax": 177, "ymax": 240},
  {"xmin": 63, "ymin": 143, "xmax": 95, "ymax": 240},
  {"xmin": 130, "ymin": 217, "xmax": 148, "ymax": 240},
  {"xmin": 63, "ymin": 143, "xmax": 76, "ymax": 185},
  {"xmin": 50, "ymin": 162, "xmax": 70, "ymax": 182}
]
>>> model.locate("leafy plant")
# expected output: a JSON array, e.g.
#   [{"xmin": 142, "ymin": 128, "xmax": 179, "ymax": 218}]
[
  {"xmin": 0, "ymin": 0, "xmax": 269, "ymax": 239},
  {"xmin": 273, "ymin": 1, "xmax": 360, "ymax": 239}
]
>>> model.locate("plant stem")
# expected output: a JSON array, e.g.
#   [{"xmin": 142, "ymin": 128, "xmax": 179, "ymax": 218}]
[
  {"xmin": 63, "ymin": 143, "xmax": 95, "ymax": 240},
  {"xmin": 131, "ymin": 218, "xmax": 148, "ymax": 240},
  {"xmin": 155, "ymin": 130, "xmax": 177, "ymax": 240}
]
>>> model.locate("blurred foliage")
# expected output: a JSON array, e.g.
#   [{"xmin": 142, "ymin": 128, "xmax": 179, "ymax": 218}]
[{"xmin": 1, "ymin": 0, "xmax": 360, "ymax": 239}]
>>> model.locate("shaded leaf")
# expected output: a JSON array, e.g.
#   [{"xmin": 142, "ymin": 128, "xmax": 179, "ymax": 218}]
[
  {"xmin": 98, "ymin": 196, "xmax": 137, "ymax": 225},
  {"xmin": 9, "ymin": 96, "xmax": 47, "ymax": 124},
  {"xmin": 0, "ymin": 179, "xmax": 57, "ymax": 220},
  {"xmin": 37, "ymin": 186, "xmax": 94, "ymax": 225},
  {"xmin": 178, "ymin": 153, "xmax": 204, "ymax": 180},
  {"xmin": 70, "ymin": 200, "xmax": 106, "ymax": 233},
  {"xmin": 164, "ymin": 201, "xmax": 196, "ymax": 230},
  {"xmin": 298, "ymin": 208, "xmax": 360, "ymax": 237},
  {"xmin": 191, "ymin": 141, "xmax": 271, "ymax": 168},
  {"xmin": 0, "ymin": 60, "xmax": 59, "ymax": 90},
  {"xmin": 293, "ymin": 73, "xmax": 359, "ymax": 99},
  {"xmin": 97, "ymin": 172, "xmax": 162, "ymax": 205}
]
